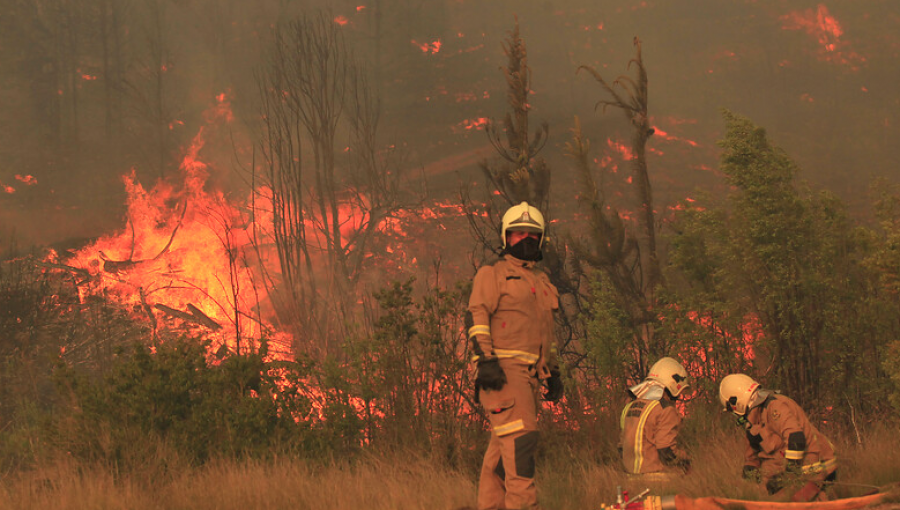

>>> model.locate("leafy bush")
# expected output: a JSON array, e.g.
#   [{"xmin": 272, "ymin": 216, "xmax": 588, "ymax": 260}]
[{"xmin": 52, "ymin": 337, "xmax": 323, "ymax": 469}]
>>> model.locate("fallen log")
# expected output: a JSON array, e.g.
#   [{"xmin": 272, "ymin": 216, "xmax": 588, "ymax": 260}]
[
  {"xmin": 153, "ymin": 303, "xmax": 221, "ymax": 331},
  {"xmin": 186, "ymin": 303, "xmax": 222, "ymax": 331}
]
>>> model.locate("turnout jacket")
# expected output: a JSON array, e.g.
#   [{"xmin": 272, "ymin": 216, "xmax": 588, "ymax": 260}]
[
  {"xmin": 743, "ymin": 394, "xmax": 836, "ymax": 476},
  {"xmin": 619, "ymin": 397, "xmax": 683, "ymax": 474},
  {"xmin": 467, "ymin": 255, "xmax": 559, "ymax": 374}
]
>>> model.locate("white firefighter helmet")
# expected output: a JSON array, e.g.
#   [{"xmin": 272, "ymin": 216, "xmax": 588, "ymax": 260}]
[
  {"xmin": 646, "ymin": 357, "xmax": 690, "ymax": 398},
  {"xmin": 719, "ymin": 373, "xmax": 768, "ymax": 415},
  {"xmin": 501, "ymin": 201, "xmax": 545, "ymax": 248}
]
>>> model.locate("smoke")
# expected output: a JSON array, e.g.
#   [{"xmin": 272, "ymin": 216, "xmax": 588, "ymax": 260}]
[{"xmin": 0, "ymin": 0, "xmax": 898, "ymax": 250}]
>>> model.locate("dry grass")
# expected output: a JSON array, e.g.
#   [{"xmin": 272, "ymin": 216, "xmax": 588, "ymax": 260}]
[
  {"xmin": 0, "ymin": 453, "xmax": 476, "ymax": 510},
  {"xmin": 0, "ymin": 425, "xmax": 897, "ymax": 510}
]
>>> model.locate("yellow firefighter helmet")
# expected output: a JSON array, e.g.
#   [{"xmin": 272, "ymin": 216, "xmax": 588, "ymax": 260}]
[
  {"xmin": 501, "ymin": 201, "xmax": 545, "ymax": 248},
  {"xmin": 646, "ymin": 357, "xmax": 690, "ymax": 398},
  {"xmin": 719, "ymin": 373, "xmax": 767, "ymax": 415}
]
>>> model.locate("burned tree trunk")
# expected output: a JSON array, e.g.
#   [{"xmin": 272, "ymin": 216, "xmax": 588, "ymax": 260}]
[{"xmin": 574, "ymin": 37, "xmax": 666, "ymax": 373}]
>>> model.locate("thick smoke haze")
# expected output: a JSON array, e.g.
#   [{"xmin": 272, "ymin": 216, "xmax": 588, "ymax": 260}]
[{"xmin": 1, "ymin": 0, "xmax": 898, "ymax": 249}]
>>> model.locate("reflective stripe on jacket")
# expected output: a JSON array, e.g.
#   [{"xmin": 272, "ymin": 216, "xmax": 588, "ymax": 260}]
[
  {"xmin": 743, "ymin": 394, "xmax": 836, "ymax": 471},
  {"xmin": 619, "ymin": 397, "xmax": 681, "ymax": 474},
  {"xmin": 467, "ymin": 255, "xmax": 559, "ymax": 371}
]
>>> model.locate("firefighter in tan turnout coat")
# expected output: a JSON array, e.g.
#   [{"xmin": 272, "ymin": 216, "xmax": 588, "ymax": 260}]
[
  {"xmin": 719, "ymin": 374, "xmax": 837, "ymax": 502},
  {"xmin": 619, "ymin": 357, "xmax": 692, "ymax": 479},
  {"xmin": 466, "ymin": 202, "xmax": 563, "ymax": 510}
]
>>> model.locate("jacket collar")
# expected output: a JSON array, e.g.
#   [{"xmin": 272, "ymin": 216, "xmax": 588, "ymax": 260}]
[{"xmin": 502, "ymin": 254, "xmax": 536, "ymax": 269}]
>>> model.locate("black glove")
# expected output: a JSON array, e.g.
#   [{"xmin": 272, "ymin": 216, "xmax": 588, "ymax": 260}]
[
  {"xmin": 475, "ymin": 357, "xmax": 507, "ymax": 392},
  {"xmin": 746, "ymin": 429, "xmax": 763, "ymax": 450},
  {"xmin": 543, "ymin": 369, "xmax": 564, "ymax": 402},
  {"xmin": 736, "ymin": 415, "xmax": 763, "ymax": 450},
  {"xmin": 659, "ymin": 447, "xmax": 691, "ymax": 474},
  {"xmin": 742, "ymin": 465, "xmax": 761, "ymax": 482}
]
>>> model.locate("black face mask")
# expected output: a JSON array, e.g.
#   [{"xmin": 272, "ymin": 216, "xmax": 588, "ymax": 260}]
[{"xmin": 506, "ymin": 236, "xmax": 542, "ymax": 261}]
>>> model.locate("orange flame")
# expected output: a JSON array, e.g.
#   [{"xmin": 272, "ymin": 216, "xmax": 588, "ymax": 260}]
[
  {"xmin": 780, "ymin": 4, "xmax": 866, "ymax": 69},
  {"xmin": 452, "ymin": 117, "xmax": 489, "ymax": 133},
  {"xmin": 412, "ymin": 39, "xmax": 442, "ymax": 54},
  {"xmin": 63, "ymin": 93, "xmax": 285, "ymax": 355},
  {"xmin": 606, "ymin": 138, "xmax": 634, "ymax": 160}
]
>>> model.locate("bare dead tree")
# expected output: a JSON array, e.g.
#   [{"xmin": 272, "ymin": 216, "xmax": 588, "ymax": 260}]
[
  {"xmin": 577, "ymin": 37, "xmax": 661, "ymax": 294},
  {"xmin": 573, "ymin": 37, "xmax": 665, "ymax": 372},
  {"xmin": 256, "ymin": 11, "xmax": 412, "ymax": 355}
]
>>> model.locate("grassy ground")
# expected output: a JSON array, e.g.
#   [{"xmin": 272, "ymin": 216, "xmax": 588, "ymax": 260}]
[{"xmin": 0, "ymin": 424, "xmax": 898, "ymax": 510}]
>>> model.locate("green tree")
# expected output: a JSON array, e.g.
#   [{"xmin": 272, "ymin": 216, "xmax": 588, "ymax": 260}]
[
  {"xmin": 462, "ymin": 18, "xmax": 550, "ymax": 258},
  {"xmin": 667, "ymin": 110, "xmax": 892, "ymax": 415},
  {"xmin": 865, "ymin": 181, "xmax": 900, "ymax": 412},
  {"xmin": 340, "ymin": 278, "xmax": 478, "ymax": 463}
]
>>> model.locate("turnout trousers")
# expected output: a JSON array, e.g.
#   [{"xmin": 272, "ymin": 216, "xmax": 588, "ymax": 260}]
[{"xmin": 477, "ymin": 362, "xmax": 541, "ymax": 510}]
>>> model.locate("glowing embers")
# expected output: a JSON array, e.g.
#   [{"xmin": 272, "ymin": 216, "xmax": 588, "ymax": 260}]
[
  {"xmin": 607, "ymin": 138, "xmax": 635, "ymax": 161},
  {"xmin": 452, "ymin": 117, "xmax": 489, "ymax": 133},
  {"xmin": 0, "ymin": 174, "xmax": 37, "ymax": 194},
  {"xmin": 780, "ymin": 4, "xmax": 866, "ymax": 70},
  {"xmin": 412, "ymin": 39, "xmax": 442, "ymax": 54}
]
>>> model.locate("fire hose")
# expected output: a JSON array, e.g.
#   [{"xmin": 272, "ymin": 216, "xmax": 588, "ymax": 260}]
[{"xmin": 599, "ymin": 484, "xmax": 900, "ymax": 510}]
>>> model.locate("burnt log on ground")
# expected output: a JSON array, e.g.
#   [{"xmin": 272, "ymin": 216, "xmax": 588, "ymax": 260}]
[{"xmin": 154, "ymin": 303, "xmax": 222, "ymax": 331}]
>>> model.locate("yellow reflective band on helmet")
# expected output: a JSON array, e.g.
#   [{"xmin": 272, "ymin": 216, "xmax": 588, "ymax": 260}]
[
  {"xmin": 802, "ymin": 457, "xmax": 837, "ymax": 474},
  {"xmin": 633, "ymin": 400, "xmax": 659, "ymax": 473},
  {"xmin": 493, "ymin": 348, "xmax": 540, "ymax": 364},
  {"xmin": 785, "ymin": 449, "xmax": 804, "ymax": 460},
  {"xmin": 494, "ymin": 419, "xmax": 525, "ymax": 437},
  {"xmin": 468, "ymin": 325, "xmax": 491, "ymax": 338}
]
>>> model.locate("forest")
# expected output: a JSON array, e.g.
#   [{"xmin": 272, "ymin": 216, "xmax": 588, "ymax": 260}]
[{"xmin": 1, "ymin": 1, "xmax": 899, "ymax": 508}]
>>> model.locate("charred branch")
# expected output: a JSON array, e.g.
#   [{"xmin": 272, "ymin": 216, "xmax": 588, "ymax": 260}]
[
  {"xmin": 99, "ymin": 201, "xmax": 188, "ymax": 273},
  {"xmin": 153, "ymin": 303, "xmax": 222, "ymax": 331}
]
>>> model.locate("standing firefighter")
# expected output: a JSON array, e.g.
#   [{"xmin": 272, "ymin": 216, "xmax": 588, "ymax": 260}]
[
  {"xmin": 719, "ymin": 374, "xmax": 837, "ymax": 502},
  {"xmin": 619, "ymin": 357, "xmax": 692, "ymax": 479},
  {"xmin": 466, "ymin": 202, "xmax": 563, "ymax": 510}
]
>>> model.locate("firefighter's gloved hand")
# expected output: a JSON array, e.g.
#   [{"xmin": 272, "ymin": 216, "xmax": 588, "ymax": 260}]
[
  {"xmin": 746, "ymin": 428, "xmax": 763, "ymax": 450},
  {"xmin": 659, "ymin": 447, "xmax": 691, "ymax": 474},
  {"xmin": 475, "ymin": 357, "xmax": 507, "ymax": 392},
  {"xmin": 736, "ymin": 415, "xmax": 763, "ymax": 449},
  {"xmin": 742, "ymin": 465, "xmax": 761, "ymax": 482},
  {"xmin": 543, "ymin": 369, "xmax": 564, "ymax": 402}
]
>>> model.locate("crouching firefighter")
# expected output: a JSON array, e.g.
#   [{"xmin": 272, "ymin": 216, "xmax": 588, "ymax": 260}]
[
  {"xmin": 466, "ymin": 201, "xmax": 563, "ymax": 510},
  {"xmin": 619, "ymin": 357, "xmax": 692, "ymax": 480},
  {"xmin": 719, "ymin": 374, "xmax": 837, "ymax": 502}
]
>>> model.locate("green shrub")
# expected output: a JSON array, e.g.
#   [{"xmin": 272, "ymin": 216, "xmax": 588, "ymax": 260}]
[{"xmin": 51, "ymin": 337, "xmax": 323, "ymax": 469}]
